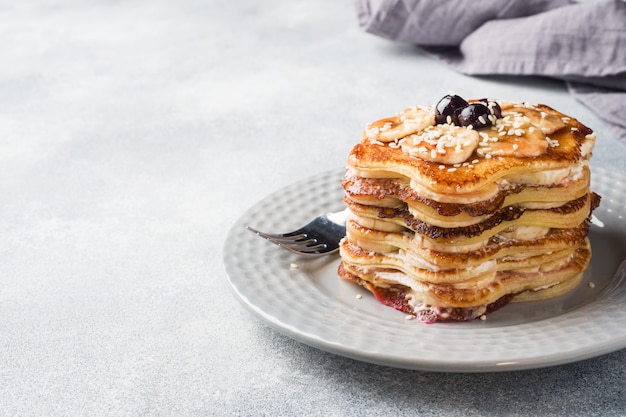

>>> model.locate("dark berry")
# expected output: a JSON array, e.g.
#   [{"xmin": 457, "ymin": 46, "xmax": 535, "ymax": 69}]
[
  {"xmin": 435, "ymin": 95, "xmax": 469, "ymax": 125},
  {"xmin": 477, "ymin": 98, "xmax": 502, "ymax": 118},
  {"xmin": 457, "ymin": 103, "xmax": 492, "ymax": 129}
]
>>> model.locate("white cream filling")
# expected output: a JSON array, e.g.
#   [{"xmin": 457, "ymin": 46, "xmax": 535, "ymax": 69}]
[{"xmin": 502, "ymin": 161, "xmax": 586, "ymax": 186}]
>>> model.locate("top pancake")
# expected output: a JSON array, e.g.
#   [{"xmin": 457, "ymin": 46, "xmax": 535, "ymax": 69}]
[{"xmin": 347, "ymin": 102, "xmax": 596, "ymax": 198}]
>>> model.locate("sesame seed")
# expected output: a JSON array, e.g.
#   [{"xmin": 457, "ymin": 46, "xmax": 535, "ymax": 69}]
[
  {"xmin": 540, "ymin": 111, "xmax": 547, "ymax": 118},
  {"xmin": 405, "ymin": 315, "xmax": 415, "ymax": 320},
  {"xmin": 356, "ymin": 294, "xmax": 363, "ymax": 299},
  {"xmin": 498, "ymin": 131, "xmax": 506, "ymax": 136},
  {"xmin": 472, "ymin": 159, "xmax": 479, "ymax": 164},
  {"xmin": 447, "ymin": 167, "xmax": 457, "ymax": 172},
  {"xmin": 515, "ymin": 129, "xmax": 524, "ymax": 136},
  {"xmin": 438, "ymin": 165, "xmax": 445, "ymax": 170},
  {"xmin": 290, "ymin": 263, "xmax": 299, "ymax": 269},
  {"xmin": 588, "ymin": 282, "xmax": 595, "ymax": 288},
  {"xmin": 485, "ymin": 154, "xmax": 492, "ymax": 159},
  {"xmin": 512, "ymin": 144, "xmax": 519, "ymax": 150},
  {"xmin": 480, "ymin": 315, "xmax": 487, "ymax": 321},
  {"xmin": 446, "ymin": 115, "xmax": 452, "ymax": 124},
  {"xmin": 478, "ymin": 116, "xmax": 486, "ymax": 124},
  {"xmin": 571, "ymin": 127, "xmax": 579, "ymax": 131},
  {"xmin": 380, "ymin": 122, "xmax": 392, "ymax": 131}
]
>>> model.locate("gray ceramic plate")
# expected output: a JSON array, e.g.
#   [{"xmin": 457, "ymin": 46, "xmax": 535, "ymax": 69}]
[{"xmin": 223, "ymin": 166, "xmax": 626, "ymax": 372}]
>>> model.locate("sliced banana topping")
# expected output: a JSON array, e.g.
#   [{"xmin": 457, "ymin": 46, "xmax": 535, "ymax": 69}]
[
  {"xmin": 478, "ymin": 109, "xmax": 549, "ymax": 158},
  {"xmin": 366, "ymin": 106, "xmax": 435, "ymax": 143},
  {"xmin": 516, "ymin": 107, "xmax": 566, "ymax": 135},
  {"xmin": 401, "ymin": 124, "xmax": 479, "ymax": 165},
  {"xmin": 366, "ymin": 99, "xmax": 575, "ymax": 165}
]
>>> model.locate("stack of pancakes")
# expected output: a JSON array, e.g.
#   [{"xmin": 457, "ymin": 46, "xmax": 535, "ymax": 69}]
[{"xmin": 338, "ymin": 97, "xmax": 600, "ymax": 323}]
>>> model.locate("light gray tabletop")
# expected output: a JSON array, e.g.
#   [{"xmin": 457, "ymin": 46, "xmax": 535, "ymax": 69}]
[{"xmin": 1, "ymin": 1, "xmax": 624, "ymax": 416}]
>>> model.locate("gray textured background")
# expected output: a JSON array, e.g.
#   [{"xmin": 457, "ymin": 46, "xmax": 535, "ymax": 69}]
[{"xmin": 1, "ymin": 1, "xmax": 624, "ymax": 415}]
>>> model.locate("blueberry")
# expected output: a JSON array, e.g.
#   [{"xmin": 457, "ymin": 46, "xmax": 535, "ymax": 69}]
[
  {"xmin": 457, "ymin": 103, "xmax": 492, "ymax": 129},
  {"xmin": 435, "ymin": 95, "xmax": 469, "ymax": 125},
  {"xmin": 478, "ymin": 98, "xmax": 502, "ymax": 118}
]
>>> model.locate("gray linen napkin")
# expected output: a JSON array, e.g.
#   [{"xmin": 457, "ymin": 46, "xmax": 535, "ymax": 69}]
[{"xmin": 356, "ymin": 0, "xmax": 626, "ymax": 144}]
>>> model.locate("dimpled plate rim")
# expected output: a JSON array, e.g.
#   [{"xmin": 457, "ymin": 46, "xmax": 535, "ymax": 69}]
[{"xmin": 223, "ymin": 166, "xmax": 626, "ymax": 372}]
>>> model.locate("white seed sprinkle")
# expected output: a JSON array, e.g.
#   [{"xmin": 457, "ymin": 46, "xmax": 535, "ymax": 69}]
[
  {"xmin": 356, "ymin": 294, "xmax": 363, "ymax": 299},
  {"xmin": 485, "ymin": 154, "xmax": 492, "ymax": 159},
  {"xmin": 472, "ymin": 159, "xmax": 479, "ymax": 164},
  {"xmin": 480, "ymin": 315, "xmax": 487, "ymax": 321},
  {"xmin": 446, "ymin": 115, "xmax": 452, "ymax": 124},
  {"xmin": 405, "ymin": 315, "xmax": 415, "ymax": 320},
  {"xmin": 546, "ymin": 137, "xmax": 559, "ymax": 147},
  {"xmin": 290, "ymin": 263, "xmax": 299, "ymax": 269},
  {"xmin": 478, "ymin": 116, "xmax": 486, "ymax": 125},
  {"xmin": 588, "ymin": 282, "xmax": 595, "ymax": 288},
  {"xmin": 512, "ymin": 144, "xmax": 519, "ymax": 150},
  {"xmin": 379, "ymin": 122, "xmax": 392, "ymax": 131},
  {"xmin": 571, "ymin": 127, "xmax": 579, "ymax": 131},
  {"xmin": 438, "ymin": 165, "xmax": 445, "ymax": 170},
  {"xmin": 447, "ymin": 167, "xmax": 457, "ymax": 172}
]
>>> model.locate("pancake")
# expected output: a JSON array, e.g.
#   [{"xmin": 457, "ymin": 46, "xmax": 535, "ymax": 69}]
[{"xmin": 338, "ymin": 95, "xmax": 600, "ymax": 323}]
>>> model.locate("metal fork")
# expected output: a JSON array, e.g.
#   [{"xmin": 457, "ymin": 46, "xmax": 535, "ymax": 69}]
[{"xmin": 247, "ymin": 208, "xmax": 349, "ymax": 256}]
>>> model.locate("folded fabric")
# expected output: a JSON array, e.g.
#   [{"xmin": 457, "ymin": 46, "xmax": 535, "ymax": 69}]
[{"xmin": 356, "ymin": 0, "xmax": 626, "ymax": 144}]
